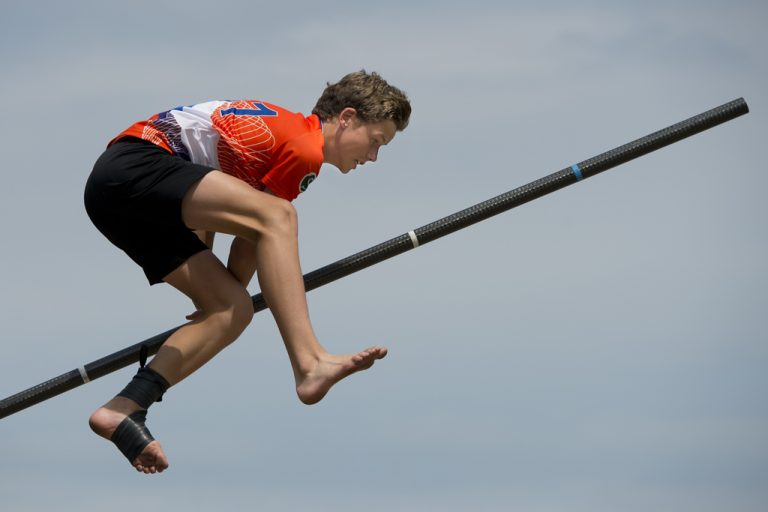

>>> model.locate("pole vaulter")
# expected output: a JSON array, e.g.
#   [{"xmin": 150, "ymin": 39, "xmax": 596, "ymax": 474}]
[{"xmin": 0, "ymin": 97, "xmax": 749, "ymax": 420}]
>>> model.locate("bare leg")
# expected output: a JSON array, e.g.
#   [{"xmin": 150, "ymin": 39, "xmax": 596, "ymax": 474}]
[
  {"xmin": 90, "ymin": 170, "xmax": 386, "ymax": 472},
  {"xmin": 181, "ymin": 171, "xmax": 387, "ymax": 404},
  {"xmin": 90, "ymin": 250, "xmax": 253, "ymax": 473}
]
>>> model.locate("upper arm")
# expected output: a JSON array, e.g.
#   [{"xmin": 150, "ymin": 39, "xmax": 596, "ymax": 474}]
[{"xmin": 260, "ymin": 133, "xmax": 322, "ymax": 201}]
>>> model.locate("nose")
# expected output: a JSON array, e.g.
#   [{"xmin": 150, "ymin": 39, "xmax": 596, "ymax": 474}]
[{"xmin": 367, "ymin": 148, "xmax": 379, "ymax": 162}]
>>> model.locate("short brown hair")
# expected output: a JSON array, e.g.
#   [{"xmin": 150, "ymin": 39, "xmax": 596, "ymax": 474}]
[{"xmin": 312, "ymin": 70, "xmax": 411, "ymax": 131}]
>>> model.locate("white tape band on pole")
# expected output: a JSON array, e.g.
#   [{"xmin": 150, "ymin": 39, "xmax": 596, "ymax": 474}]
[
  {"xmin": 78, "ymin": 366, "xmax": 91, "ymax": 384},
  {"xmin": 408, "ymin": 230, "xmax": 420, "ymax": 248}
]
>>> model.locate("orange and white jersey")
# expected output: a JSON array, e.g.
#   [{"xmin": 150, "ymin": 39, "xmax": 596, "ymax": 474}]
[{"xmin": 112, "ymin": 100, "xmax": 324, "ymax": 201}]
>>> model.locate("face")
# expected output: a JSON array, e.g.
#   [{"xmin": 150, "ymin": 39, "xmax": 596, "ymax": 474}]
[{"xmin": 328, "ymin": 109, "xmax": 398, "ymax": 174}]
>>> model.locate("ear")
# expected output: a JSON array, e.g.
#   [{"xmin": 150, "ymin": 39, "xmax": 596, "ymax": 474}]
[{"xmin": 338, "ymin": 107, "xmax": 357, "ymax": 128}]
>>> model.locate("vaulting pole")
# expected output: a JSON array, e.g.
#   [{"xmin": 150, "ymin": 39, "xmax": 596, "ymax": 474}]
[{"xmin": 0, "ymin": 97, "xmax": 749, "ymax": 420}]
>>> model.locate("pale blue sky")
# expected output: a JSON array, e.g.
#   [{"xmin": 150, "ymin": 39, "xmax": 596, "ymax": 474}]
[{"xmin": 1, "ymin": 1, "xmax": 766, "ymax": 511}]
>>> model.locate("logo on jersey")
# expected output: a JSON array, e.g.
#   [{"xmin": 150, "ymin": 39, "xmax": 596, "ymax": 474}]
[{"xmin": 299, "ymin": 173, "xmax": 317, "ymax": 193}]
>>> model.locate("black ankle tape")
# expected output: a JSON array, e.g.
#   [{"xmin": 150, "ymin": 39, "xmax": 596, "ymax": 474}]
[
  {"xmin": 116, "ymin": 367, "xmax": 170, "ymax": 409},
  {"xmin": 111, "ymin": 410, "xmax": 155, "ymax": 463}
]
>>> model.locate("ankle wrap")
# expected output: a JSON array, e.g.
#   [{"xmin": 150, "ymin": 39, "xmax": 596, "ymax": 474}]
[
  {"xmin": 111, "ymin": 410, "xmax": 155, "ymax": 463},
  {"xmin": 116, "ymin": 367, "xmax": 170, "ymax": 409}
]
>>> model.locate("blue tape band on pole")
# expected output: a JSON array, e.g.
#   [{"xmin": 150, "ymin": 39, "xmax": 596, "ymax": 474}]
[{"xmin": 571, "ymin": 164, "xmax": 583, "ymax": 181}]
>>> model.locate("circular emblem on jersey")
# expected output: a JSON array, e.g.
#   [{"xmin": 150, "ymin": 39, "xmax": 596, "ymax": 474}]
[{"xmin": 299, "ymin": 173, "xmax": 317, "ymax": 193}]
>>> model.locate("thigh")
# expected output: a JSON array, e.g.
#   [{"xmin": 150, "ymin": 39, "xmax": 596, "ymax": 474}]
[{"xmin": 180, "ymin": 170, "xmax": 294, "ymax": 240}]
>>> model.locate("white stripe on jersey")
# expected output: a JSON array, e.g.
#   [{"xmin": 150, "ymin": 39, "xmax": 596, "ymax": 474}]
[{"xmin": 169, "ymin": 101, "xmax": 227, "ymax": 168}]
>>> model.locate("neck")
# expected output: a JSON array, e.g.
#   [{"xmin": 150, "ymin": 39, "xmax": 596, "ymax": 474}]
[{"xmin": 321, "ymin": 119, "xmax": 340, "ymax": 166}]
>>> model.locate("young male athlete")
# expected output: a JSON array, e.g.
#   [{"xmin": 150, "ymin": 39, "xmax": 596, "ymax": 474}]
[{"xmin": 84, "ymin": 71, "xmax": 411, "ymax": 474}]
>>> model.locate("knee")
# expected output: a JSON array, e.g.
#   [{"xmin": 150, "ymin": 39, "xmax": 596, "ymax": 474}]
[
  {"xmin": 230, "ymin": 287, "xmax": 254, "ymax": 335},
  {"xmin": 210, "ymin": 288, "xmax": 253, "ymax": 343},
  {"xmin": 263, "ymin": 198, "xmax": 297, "ymax": 238}
]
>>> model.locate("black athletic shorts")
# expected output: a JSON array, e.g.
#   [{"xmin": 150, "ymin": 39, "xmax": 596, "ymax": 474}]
[{"xmin": 84, "ymin": 137, "xmax": 216, "ymax": 285}]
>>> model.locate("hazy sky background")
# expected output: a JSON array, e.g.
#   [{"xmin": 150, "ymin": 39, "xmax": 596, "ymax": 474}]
[{"xmin": 1, "ymin": 1, "xmax": 766, "ymax": 511}]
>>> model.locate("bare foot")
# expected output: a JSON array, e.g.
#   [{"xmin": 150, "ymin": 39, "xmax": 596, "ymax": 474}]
[
  {"xmin": 88, "ymin": 398, "xmax": 169, "ymax": 474},
  {"xmin": 295, "ymin": 346, "xmax": 388, "ymax": 405}
]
